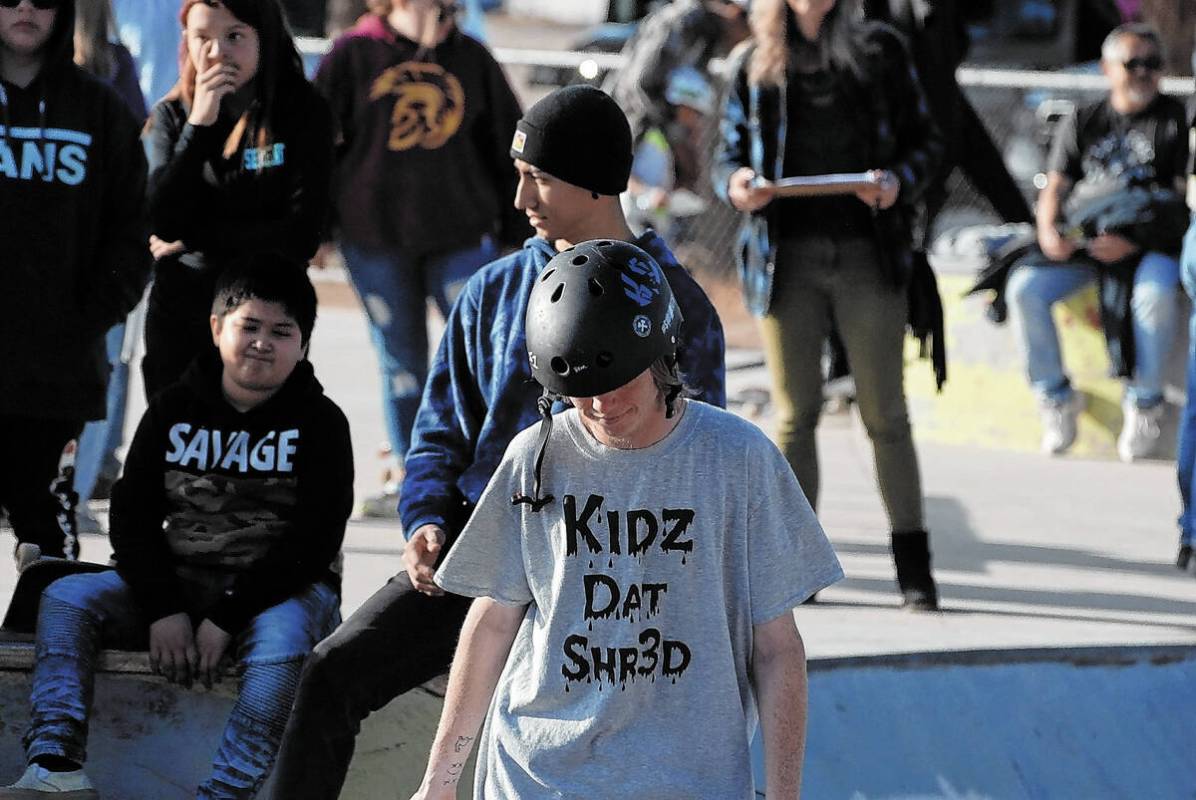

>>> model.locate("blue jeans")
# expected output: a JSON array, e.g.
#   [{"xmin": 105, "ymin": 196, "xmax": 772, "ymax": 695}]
[
  {"xmin": 75, "ymin": 324, "xmax": 130, "ymax": 504},
  {"xmin": 1176, "ymin": 219, "xmax": 1196, "ymax": 546},
  {"xmin": 340, "ymin": 237, "xmax": 497, "ymax": 464},
  {"xmin": 24, "ymin": 571, "xmax": 340, "ymax": 799},
  {"xmin": 1006, "ymin": 251, "xmax": 1180, "ymax": 407}
]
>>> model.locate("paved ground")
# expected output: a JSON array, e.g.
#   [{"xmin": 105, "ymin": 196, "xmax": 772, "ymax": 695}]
[{"xmin": 6, "ymin": 266, "xmax": 1189, "ymax": 664}]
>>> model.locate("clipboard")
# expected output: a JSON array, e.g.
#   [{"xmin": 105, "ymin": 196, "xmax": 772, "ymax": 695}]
[{"xmin": 757, "ymin": 172, "xmax": 879, "ymax": 197}]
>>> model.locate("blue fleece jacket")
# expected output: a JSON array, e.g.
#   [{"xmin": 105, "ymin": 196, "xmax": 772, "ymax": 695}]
[{"xmin": 399, "ymin": 231, "xmax": 726, "ymax": 538}]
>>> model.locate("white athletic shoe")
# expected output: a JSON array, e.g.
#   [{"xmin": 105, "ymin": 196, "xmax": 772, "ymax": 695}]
[
  {"xmin": 1039, "ymin": 393, "xmax": 1085, "ymax": 455},
  {"xmin": 1117, "ymin": 400, "xmax": 1164, "ymax": 462},
  {"xmin": 0, "ymin": 764, "xmax": 98, "ymax": 798}
]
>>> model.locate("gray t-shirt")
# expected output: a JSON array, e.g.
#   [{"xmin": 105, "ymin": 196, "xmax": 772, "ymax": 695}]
[{"xmin": 435, "ymin": 401, "xmax": 843, "ymax": 799}]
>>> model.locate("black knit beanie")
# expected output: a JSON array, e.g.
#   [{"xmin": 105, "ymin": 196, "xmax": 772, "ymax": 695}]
[{"xmin": 509, "ymin": 85, "xmax": 632, "ymax": 196}]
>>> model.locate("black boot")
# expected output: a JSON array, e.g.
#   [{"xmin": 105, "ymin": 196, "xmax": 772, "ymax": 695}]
[
  {"xmin": 891, "ymin": 530, "xmax": 939, "ymax": 611},
  {"xmin": 1178, "ymin": 544, "xmax": 1192, "ymax": 571}
]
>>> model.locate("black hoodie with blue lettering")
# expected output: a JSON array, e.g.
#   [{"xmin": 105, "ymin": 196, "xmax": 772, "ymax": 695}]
[
  {"xmin": 109, "ymin": 352, "xmax": 354, "ymax": 633},
  {"xmin": 0, "ymin": 0, "xmax": 151, "ymax": 421}
]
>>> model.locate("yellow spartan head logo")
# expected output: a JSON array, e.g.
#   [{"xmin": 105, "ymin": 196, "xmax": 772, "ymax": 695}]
[{"xmin": 369, "ymin": 61, "xmax": 466, "ymax": 151}]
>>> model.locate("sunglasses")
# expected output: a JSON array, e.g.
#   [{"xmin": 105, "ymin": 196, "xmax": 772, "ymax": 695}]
[
  {"xmin": 1123, "ymin": 55, "xmax": 1163, "ymax": 72},
  {"xmin": 435, "ymin": 2, "xmax": 461, "ymax": 20},
  {"xmin": 0, "ymin": 0, "xmax": 61, "ymax": 8}
]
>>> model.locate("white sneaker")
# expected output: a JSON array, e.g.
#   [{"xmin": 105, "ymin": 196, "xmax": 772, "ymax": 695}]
[
  {"xmin": 1118, "ymin": 400, "xmax": 1164, "ymax": 462},
  {"xmin": 0, "ymin": 764, "xmax": 98, "ymax": 798},
  {"xmin": 1039, "ymin": 393, "xmax": 1085, "ymax": 455}
]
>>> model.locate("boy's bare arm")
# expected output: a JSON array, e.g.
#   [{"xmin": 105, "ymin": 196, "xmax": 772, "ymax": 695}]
[
  {"xmin": 410, "ymin": 597, "xmax": 526, "ymax": 800},
  {"xmin": 752, "ymin": 612, "xmax": 808, "ymax": 799}
]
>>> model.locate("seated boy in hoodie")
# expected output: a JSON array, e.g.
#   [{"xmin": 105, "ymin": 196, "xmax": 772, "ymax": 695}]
[{"xmin": 0, "ymin": 259, "xmax": 354, "ymax": 799}]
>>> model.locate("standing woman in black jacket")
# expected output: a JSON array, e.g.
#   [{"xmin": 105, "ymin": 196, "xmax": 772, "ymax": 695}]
[
  {"xmin": 715, "ymin": 0, "xmax": 943, "ymax": 609},
  {"xmin": 144, "ymin": 0, "xmax": 332, "ymax": 398}
]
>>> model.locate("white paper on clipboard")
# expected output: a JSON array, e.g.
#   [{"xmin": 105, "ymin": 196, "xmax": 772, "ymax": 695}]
[{"xmin": 762, "ymin": 172, "xmax": 879, "ymax": 197}]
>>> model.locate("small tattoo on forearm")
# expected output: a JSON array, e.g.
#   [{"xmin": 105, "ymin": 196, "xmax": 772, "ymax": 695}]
[
  {"xmin": 441, "ymin": 761, "xmax": 464, "ymax": 785},
  {"xmin": 453, "ymin": 735, "xmax": 473, "ymax": 753}
]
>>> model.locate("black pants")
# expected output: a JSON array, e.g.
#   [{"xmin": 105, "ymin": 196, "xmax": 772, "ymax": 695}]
[
  {"xmin": 266, "ymin": 572, "xmax": 473, "ymax": 799},
  {"xmin": 0, "ymin": 415, "xmax": 83, "ymax": 559},
  {"xmin": 142, "ymin": 261, "xmax": 221, "ymax": 400}
]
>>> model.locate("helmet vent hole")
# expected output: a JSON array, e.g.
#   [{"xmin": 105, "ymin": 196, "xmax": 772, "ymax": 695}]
[
  {"xmin": 550, "ymin": 284, "xmax": 565, "ymax": 303},
  {"xmin": 596, "ymin": 351, "xmax": 614, "ymax": 368},
  {"xmin": 598, "ymin": 241, "xmax": 614, "ymax": 247},
  {"xmin": 550, "ymin": 357, "xmax": 570, "ymax": 376},
  {"xmin": 539, "ymin": 268, "xmax": 555, "ymax": 282},
  {"xmin": 588, "ymin": 278, "xmax": 604, "ymax": 296},
  {"xmin": 572, "ymin": 255, "xmax": 588, "ymax": 266}
]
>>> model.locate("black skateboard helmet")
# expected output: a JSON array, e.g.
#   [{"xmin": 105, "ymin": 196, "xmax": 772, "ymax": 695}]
[{"xmin": 525, "ymin": 240, "xmax": 683, "ymax": 398}]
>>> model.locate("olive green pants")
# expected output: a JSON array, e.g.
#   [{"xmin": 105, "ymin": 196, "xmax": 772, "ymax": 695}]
[{"xmin": 759, "ymin": 234, "xmax": 925, "ymax": 532}]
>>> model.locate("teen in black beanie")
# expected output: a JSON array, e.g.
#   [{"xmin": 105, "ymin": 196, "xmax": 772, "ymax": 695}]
[{"xmin": 510, "ymin": 85, "xmax": 634, "ymax": 196}]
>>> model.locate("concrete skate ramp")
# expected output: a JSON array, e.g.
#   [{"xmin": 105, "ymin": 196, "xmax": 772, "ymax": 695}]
[
  {"xmin": 1, "ymin": 642, "xmax": 1191, "ymax": 798},
  {"xmin": 797, "ymin": 645, "xmax": 1196, "ymax": 799}
]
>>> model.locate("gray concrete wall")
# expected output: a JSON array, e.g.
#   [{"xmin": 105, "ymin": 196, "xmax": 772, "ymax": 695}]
[{"xmin": 0, "ymin": 667, "xmax": 475, "ymax": 798}]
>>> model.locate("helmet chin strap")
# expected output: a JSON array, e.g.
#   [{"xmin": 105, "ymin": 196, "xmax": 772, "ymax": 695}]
[{"xmin": 511, "ymin": 389, "xmax": 558, "ymax": 512}]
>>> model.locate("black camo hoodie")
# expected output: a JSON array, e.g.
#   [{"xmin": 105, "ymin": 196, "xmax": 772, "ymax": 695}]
[
  {"xmin": 109, "ymin": 352, "xmax": 354, "ymax": 633},
  {"xmin": 0, "ymin": 0, "xmax": 150, "ymax": 421}
]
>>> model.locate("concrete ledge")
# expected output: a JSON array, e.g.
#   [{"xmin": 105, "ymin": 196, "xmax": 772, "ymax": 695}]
[
  {"xmin": 0, "ymin": 640, "xmax": 469, "ymax": 798},
  {"xmin": 0, "ymin": 639, "xmax": 154, "ymax": 675}
]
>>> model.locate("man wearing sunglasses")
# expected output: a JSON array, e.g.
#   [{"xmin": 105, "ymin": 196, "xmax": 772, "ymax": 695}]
[
  {"xmin": 0, "ymin": 0, "xmax": 149, "ymax": 577},
  {"xmin": 1005, "ymin": 22, "xmax": 1188, "ymax": 461}
]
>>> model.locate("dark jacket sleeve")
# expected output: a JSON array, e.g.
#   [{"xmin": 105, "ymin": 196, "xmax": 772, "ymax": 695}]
[
  {"xmin": 399, "ymin": 285, "xmax": 484, "ymax": 538},
  {"xmin": 146, "ymin": 100, "xmax": 224, "ymax": 245},
  {"xmin": 206, "ymin": 402, "xmax": 354, "ymax": 633},
  {"xmin": 876, "ymin": 28, "xmax": 944, "ymax": 205},
  {"xmin": 110, "ymin": 404, "xmax": 186, "ymax": 623},
  {"xmin": 78, "ymin": 95, "xmax": 152, "ymax": 336},
  {"xmin": 472, "ymin": 43, "xmax": 531, "ymax": 249},
  {"xmin": 1166, "ymin": 99, "xmax": 1190, "ymax": 187},
  {"xmin": 712, "ymin": 45, "xmax": 753, "ymax": 202}
]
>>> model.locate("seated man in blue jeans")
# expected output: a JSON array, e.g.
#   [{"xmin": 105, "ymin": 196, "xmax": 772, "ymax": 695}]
[
  {"xmin": 1006, "ymin": 23, "xmax": 1188, "ymax": 461},
  {"xmin": 0, "ymin": 262, "xmax": 353, "ymax": 799}
]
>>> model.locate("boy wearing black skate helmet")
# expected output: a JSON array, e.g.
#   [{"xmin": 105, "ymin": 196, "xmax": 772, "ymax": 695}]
[{"xmin": 415, "ymin": 240, "xmax": 842, "ymax": 800}]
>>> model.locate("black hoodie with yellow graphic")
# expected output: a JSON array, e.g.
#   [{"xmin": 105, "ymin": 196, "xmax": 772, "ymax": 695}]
[{"xmin": 0, "ymin": 0, "xmax": 151, "ymax": 421}]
